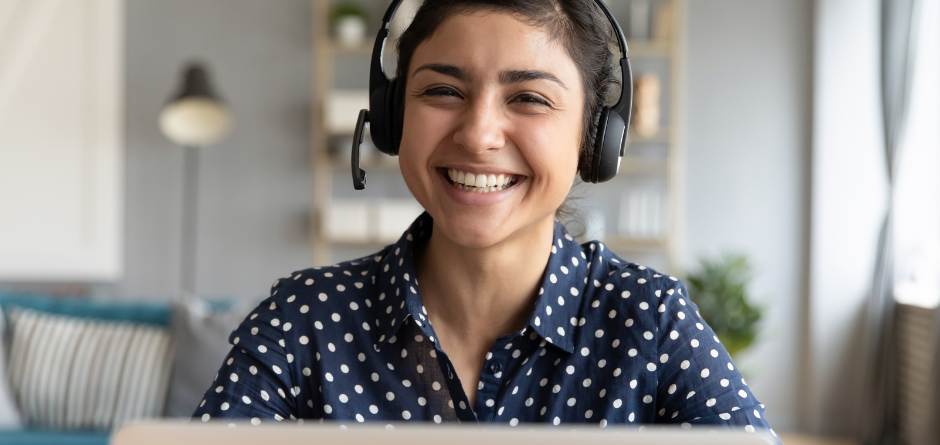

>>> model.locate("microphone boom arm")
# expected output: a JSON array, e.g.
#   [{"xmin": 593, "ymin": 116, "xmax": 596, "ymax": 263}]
[{"xmin": 352, "ymin": 109, "xmax": 369, "ymax": 190}]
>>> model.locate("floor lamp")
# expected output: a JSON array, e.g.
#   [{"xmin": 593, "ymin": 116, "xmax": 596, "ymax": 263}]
[{"xmin": 158, "ymin": 63, "xmax": 233, "ymax": 299}]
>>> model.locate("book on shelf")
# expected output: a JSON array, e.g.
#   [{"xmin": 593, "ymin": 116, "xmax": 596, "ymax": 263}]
[
  {"xmin": 632, "ymin": 73, "xmax": 661, "ymax": 139},
  {"xmin": 619, "ymin": 188, "xmax": 665, "ymax": 240}
]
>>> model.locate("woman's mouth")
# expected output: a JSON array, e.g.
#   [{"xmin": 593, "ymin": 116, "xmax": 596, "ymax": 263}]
[{"xmin": 441, "ymin": 168, "xmax": 523, "ymax": 193}]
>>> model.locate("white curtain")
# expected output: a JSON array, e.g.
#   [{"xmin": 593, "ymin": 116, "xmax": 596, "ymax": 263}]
[{"xmin": 860, "ymin": 0, "xmax": 923, "ymax": 444}]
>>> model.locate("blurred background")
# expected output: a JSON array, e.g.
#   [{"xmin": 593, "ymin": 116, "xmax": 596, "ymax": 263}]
[{"xmin": 0, "ymin": 0, "xmax": 938, "ymax": 444}]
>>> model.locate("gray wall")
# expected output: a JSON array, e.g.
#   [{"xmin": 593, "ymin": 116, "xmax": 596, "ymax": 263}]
[
  {"xmin": 686, "ymin": 0, "xmax": 813, "ymax": 432},
  {"xmin": 100, "ymin": 0, "xmax": 312, "ymax": 301}
]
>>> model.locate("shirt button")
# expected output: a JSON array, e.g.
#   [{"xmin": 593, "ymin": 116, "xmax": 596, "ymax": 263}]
[{"xmin": 489, "ymin": 362, "xmax": 502, "ymax": 374}]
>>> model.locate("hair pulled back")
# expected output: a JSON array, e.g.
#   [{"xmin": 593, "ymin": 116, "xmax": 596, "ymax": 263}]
[{"xmin": 395, "ymin": 0, "xmax": 622, "ymax": 163}]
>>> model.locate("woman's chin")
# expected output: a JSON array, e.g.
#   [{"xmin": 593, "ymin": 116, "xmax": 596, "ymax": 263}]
[
  {"xmin": 431, "ymin": 210, "xmax": 515, "ymax": 249},
  {"xmin": 428, "ymin": 205, "xmax": 558, "ymax": 252}
]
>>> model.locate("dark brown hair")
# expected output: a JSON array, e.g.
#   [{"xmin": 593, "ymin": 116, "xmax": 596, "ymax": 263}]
[{"xmin": 395, "ymin": 0, "xmax": 621, "ymax": 163}]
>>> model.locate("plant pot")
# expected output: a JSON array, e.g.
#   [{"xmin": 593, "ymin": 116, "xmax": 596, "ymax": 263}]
[{"xmin": 335, "ymin": 16, "xmax": 367, "ymax": 47}]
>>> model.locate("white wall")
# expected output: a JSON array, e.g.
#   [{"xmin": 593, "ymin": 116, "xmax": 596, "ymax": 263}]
[{"xmin": 686, "ymin": 0, "xmax": 813, "ymax": 432}]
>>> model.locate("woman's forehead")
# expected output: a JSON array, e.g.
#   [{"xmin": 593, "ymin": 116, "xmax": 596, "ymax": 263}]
[{"xmin": 408, "ymin": 11, "xmax": 579, "ymax": 84}]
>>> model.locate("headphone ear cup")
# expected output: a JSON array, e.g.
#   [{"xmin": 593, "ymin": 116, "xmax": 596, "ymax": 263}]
[
  {"xmin": 368, "ymin": 77, "xmax": 389, "ymax": 155},
  {"xmin": 381, "ymin": 78, "xmax": 401, "ymax": 155},
  {"xmin": 580, "ymin": 108, "xmax": 609, "ymax": 183},
  {"xmin": 593, "ymin": 107, "xmax": 626, "ymax": 183}
]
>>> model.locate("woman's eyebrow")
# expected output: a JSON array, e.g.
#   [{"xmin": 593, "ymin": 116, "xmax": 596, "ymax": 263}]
[
  {"xmin": 499, "ymin": 70, "xmax": 568, "ymax": 89},
  {"xmin": 411, "ymin": 64, "xmax": 567, "ymax": 89},
  {"xmin": 412, "ymin": 63, "xmax": 470, "ymax": 82}
]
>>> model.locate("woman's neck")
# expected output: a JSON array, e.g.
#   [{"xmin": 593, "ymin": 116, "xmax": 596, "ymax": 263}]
[{"xmin": 415, "ymin": 214, "xmax": 555, "ymax": 346}]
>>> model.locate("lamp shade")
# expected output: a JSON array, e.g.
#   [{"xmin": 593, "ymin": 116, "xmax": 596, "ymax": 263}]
[{"xmin": 159, "ymin": 64, "xmax": 233, "ymax": 147}]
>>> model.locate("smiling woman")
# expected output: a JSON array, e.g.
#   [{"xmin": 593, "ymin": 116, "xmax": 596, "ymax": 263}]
[
  {"xmin": 400, "ymin": 10, "xmax": 583, "ymax": 250},
  {"xmin": 192, "ymin": 0, "xmax": 776, "ymax": 438}
]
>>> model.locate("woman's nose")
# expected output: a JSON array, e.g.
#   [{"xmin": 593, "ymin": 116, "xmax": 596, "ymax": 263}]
[{"xmin": 452, "ymin": 97, "xmax": 506, "ymax": 154}]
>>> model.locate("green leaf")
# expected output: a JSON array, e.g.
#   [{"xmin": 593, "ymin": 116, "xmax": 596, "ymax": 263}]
[
  {"xmin": 331, "ymin": 2, "xmax": 370, "ymax": 24},
  {"xmin": 684, "ymin": 252, "xmax": 764, "ymax": 358}
]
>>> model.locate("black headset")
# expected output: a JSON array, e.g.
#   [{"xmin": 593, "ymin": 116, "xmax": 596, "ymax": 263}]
[{"xmin": 352, "ymin": 0, "xmax": 632, "ymax": 190}]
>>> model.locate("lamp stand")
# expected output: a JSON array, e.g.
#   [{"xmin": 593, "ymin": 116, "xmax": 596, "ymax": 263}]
[{"xmin": 180, "ymin": 145, "xmax": 200, "ymax": 299}]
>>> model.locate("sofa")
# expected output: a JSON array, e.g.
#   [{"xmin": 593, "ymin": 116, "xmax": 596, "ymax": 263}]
[{"xmin": 0, "ymin": 289, "xmax": 252, "ymax": 445}]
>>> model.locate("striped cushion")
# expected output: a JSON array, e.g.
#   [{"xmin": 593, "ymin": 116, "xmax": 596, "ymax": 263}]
[{"xmin": 5, "ymin": 308, "xmax": 174, "ymax": 430}]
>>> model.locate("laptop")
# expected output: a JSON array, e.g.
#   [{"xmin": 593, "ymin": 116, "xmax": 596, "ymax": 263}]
[{"xmin": 112, "ymin": 420, "xmax": 778, "ymax": 445}]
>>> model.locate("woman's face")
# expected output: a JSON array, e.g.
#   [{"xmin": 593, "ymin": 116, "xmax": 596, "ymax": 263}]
[{"xmin": 399, "ymin": 11, "xmax": 584, "ymax": 249}]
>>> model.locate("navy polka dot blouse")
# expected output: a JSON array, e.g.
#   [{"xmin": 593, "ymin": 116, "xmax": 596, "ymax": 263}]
[{"xmin": 193, "ymin": 213, "xmax": 777, "ymax": 438}]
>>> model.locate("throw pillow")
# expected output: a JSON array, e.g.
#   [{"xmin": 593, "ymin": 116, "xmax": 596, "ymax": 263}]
[{"xmin": 3, "ymin": 297, "xmax": 174, "ymax": 431}]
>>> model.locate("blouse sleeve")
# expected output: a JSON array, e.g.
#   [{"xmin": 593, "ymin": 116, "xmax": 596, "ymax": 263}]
[
  {"xmin": 651, "ymin": 275, "xmax": 777, "ymax": 437},
  {"xmin": 191, "ymin": 280, "xmax": 316, "ymax": 423}
]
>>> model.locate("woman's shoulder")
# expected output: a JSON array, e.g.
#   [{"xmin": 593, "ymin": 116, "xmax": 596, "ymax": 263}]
[
  {"xmin": 267, "ymin": 251, "xmax": 390, "ymax": 308},
  {"xmin": 578, "ymin": 241, "xmax": 696, "ymax": 333},
  {"xmin": 237, "ymin": 248, "xmax": 397, "ymax": 342}
]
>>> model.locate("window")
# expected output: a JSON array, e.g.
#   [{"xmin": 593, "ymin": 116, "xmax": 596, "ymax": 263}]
[{"xmin": 893, "ymin": 0, "xmax": 940, "ymax": 308}]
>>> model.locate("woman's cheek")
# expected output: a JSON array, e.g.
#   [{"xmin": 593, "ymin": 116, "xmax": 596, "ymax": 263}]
[
  {"xmin": 522, "ymin": 122, "xmax": 581, "ymax": 184},
  {"xmin": 399, "ymin": 105, "xmax": 446, "ymax": 200},
  {"xmin": 403, "ymin": 105, "xmax": 450, "ymax": 153}
]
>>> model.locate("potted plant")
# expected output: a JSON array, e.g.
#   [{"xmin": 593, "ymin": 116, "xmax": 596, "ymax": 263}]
[
  {"xmin": 331, "ymin": 2, "xmax": 370, "ymax": 47},
  {"xmin": 685, "ymin": 252, "xmax": 764, "ymax": 358}
]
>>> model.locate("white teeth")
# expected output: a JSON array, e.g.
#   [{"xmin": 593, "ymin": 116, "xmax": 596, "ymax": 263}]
[{"xmin": 446, "ymin": 168, "xmax": 517, "ymax": 193}]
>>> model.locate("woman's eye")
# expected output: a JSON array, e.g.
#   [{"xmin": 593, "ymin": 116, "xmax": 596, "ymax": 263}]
[
  {"xmin": 514, "ymin": 94, "xmax": 550, "ymax": 106},
  {"xmin": 422, "ymin": 87, "xmax": 461, "ymax": 98}
]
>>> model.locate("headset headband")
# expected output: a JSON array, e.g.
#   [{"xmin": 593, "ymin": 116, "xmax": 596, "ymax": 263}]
[
  {"xmin": 372, "ymin": 0, "xmax": 630, "ymax": 109},
  {"xmin": 352, "ymin": 0, "xmax": 632, "ymax": 190}
]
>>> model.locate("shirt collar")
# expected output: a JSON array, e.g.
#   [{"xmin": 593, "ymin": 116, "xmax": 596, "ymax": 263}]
[
  {"xmin": 523, "ymin": 221, "xmax": 586, "ymax": 354},
  {"xmin": 372, "ymin": 213, "xmax": 586, "ymax": 355},
  {"xmin": 373, "ymin": 213, "xmax": 432, "ymax": 352}
]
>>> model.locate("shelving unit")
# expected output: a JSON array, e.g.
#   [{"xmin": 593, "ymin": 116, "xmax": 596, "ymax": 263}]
[
  {"xmin": 310, "ymin": 0, "xmax": 686, "ymax": 272},
  {"xmin": 581, "ymin": 0, "xmax": 686, "ymax": 273},
  {"xmin": 311, "ymin": 0, "xmax": 401, "ymax": 266}
]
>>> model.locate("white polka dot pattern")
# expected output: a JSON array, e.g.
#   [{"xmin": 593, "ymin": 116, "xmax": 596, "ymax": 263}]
[{"xmin": 192, "ymin": 213, "xmax": 774, "ymax": 436}]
